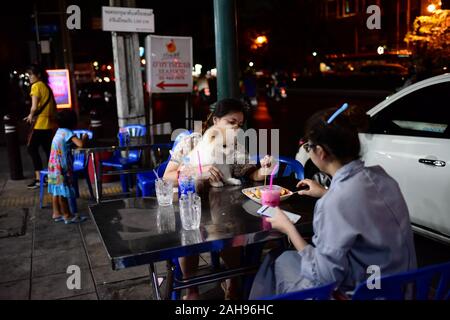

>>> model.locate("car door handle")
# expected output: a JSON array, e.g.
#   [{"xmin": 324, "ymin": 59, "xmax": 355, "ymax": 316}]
[{"xmin": 418, "ymin": 159, "xmax": 446, "ymax": 167}]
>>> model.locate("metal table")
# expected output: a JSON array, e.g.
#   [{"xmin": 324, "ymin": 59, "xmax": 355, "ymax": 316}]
[{"xmin": 88, "ymin": 177, "xmax": 316, "ymax": 299}]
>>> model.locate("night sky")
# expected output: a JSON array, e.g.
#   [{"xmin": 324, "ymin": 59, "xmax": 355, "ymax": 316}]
[
  {"xmin": 1, "ymin": 0, "xmax": 447, "ymax": 73},
  {"xmin": 1, "ymin": 0, "xmax": 333, "ymax": 72}
]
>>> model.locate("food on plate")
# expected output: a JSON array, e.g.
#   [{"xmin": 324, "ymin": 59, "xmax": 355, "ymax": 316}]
[{"xmin": 244, "ymin": 186, "xmax": 291, "ymax": 199}]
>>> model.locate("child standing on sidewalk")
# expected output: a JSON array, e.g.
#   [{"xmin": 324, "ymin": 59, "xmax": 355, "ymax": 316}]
[{"xmin": 48, "ymin": 110, "xmax": 88, "ymax": 224}]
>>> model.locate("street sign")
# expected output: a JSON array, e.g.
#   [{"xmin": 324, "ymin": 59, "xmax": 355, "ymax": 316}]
[
  {"xmin": 102, "ymin": 6, "xmax": 154, "ymax": 33},
  {"xmin": 47, "ymin": 69, "xmax": 72, "ymax": 109},
  {"xmin": 145, "ymin": 35, "xmax": 193, "ymax": 93}
]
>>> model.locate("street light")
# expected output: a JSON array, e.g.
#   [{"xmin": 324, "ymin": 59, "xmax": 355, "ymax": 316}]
[
  {"xmin": 251, "ymin": 35, "xmax": 268, "ymax": 50},
  {"xmin": 249, "ymin": 61, "xmax": 254, "ymax": 67},
  {"xmin": 312, "ymin": 52, "xmax": 317, "ymax": 57},
  {"xmin": 255, "ymin": 35, "xmax": 268, "ymax": 45},
  {"xmin": 427, "ymin": 4, "xmax": 437, "ymax": 12},
  {"xmin": 377, "ymin": 46, "xmax": 385, "ymax": 55}
]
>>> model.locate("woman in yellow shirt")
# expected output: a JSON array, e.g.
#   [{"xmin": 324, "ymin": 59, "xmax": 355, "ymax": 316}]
[{"xmin": 24, "ymin": 64, "xmax": 57, "ymax": 189}]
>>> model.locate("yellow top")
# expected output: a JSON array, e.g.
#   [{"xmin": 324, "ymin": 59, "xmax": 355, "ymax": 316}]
[{"xmin": 30, "ymin": 81, "xmax": 56, "ymax": 130}]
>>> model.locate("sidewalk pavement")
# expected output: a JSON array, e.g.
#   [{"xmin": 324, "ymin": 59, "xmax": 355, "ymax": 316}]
[{"xmin": 0, "ymin": 146, "xmax": 221, "ymax": 300}]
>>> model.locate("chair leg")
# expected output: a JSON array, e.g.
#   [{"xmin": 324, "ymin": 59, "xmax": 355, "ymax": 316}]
[
  {"xmin": 69, "ymin": 196, "xmax": 78, "ymax": 214},
  {"xmin": 73, "ymin": 172, "xmax": 80, "ymax": 198},
  {"xmin": 39, "ymin": 172, "xmax": 46, "ymax": 209},
  {"xmin": 211, "ymin": 251, "xmax": 221, "ymax": 269},
  {"xmin": 136, "ymin": 183, "xmax": 141, "ymax": 197},
  {"xmin": 120, "ymin": 174, "xmax": 129, "ymax": 194},
  {"xmin": 171, "ymin": 258, "xmax": 183, "ymax": 300},
  {"xmin": 84, "ymin": 168, "xmax": 94, "ymax": 200}
]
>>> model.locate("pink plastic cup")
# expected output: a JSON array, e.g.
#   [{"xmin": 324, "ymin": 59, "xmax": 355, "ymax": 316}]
[{"xmin": 261, "ymin": 186, "xmax": 281, "ymax": 207}]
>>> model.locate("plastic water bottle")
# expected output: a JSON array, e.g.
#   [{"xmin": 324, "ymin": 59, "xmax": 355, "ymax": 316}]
[
  {"xmin": 178, "ymin": 157, "xmax": 196, "ymax": 196},
  {"xmin": 118, "ymin": 127, "xmax": 130, "ymax": 158},
  {"xmin": 118, "ymin": 127, "xmax": 130, "ymax": 146}
]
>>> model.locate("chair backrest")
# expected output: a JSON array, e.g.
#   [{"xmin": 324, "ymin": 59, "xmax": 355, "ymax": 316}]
[
  {"xmin": 260, "ymin": 282, "xmax": 336, "ymax": 300},
  {"xmin": 117, "ymin": 125, "xmax": 147, "ymax": 161},
  {"xmin": 73, "ymin": 130, "xmax": 94, "ymax": 168},
  {"xmin": 352, "ymin": 261, "xmax": 450, "ymax": 300},
  {"xmin": 123, "ymin": 124, "xmax": 147, "ymax": 137},
  {"xmin": 250, "ymin": 155, "xmax": 304, "ymax": 180},
  {"xmin": 278, "ymin": 156, "xmax": 304, "ymax": 180},
  {"xmin": 73, "ymin": 129, "xmax": 94, "ymax": 140}
]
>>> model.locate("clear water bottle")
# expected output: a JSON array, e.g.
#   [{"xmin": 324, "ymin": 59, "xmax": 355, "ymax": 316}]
[
  {"xmin": 178, "ymin": 157, "xmax": 196, "ymax": 196},
  {"xmin": 118, "ymin": 127, "xmax": 130, "ymax": 146}
]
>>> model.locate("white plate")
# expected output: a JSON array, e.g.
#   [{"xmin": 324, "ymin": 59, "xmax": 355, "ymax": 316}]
[{"xmin": 241, "ymin": 185, "xmax": 294, "ymax": 204}]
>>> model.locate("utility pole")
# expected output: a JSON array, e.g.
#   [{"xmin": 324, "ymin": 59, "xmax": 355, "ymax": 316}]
[
  {"xmin": 58, "ymin": 0, "xmax": 79, "ymax": 115},
  {"xmin": 110, "ymin": 0, "xmax": 145, "ymax": 127},
  {"xmin": 396, "ymin": 0, "xmax": 401, "ymax": 50},
  {"xmin": 213, "ymin": 0, "xmax": 240, "ymax": 101}
]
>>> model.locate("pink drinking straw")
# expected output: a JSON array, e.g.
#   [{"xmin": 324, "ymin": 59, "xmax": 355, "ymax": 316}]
[
  {"xmin": 269, "ymin": 163, "xmax": 279, "ymax": 191},
  {"xmin": 197, "ymin": 151, "xmax": 203, "ymax": 176}
]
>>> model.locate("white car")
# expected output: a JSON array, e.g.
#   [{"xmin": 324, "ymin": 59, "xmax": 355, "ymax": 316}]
[{"xmin": 297, "ymin": 73, "xmax": 450, "ymax": 244}]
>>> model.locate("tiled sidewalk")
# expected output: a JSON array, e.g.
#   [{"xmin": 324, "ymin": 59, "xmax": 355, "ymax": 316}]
[{"xmin": 0, "ymin": 146, "xmax": 222, "ymax": 300}]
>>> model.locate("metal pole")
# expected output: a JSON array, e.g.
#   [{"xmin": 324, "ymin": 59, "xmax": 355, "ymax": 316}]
[
  {"xmin": 33, "ymin": 3, "xmax": 42, "ymax": 64},
  {"xmin": 3, "ymin": 115, "xmax": 24, "ymax": 180},
  {"xmin": 185, "ymin": 95, "xmax": 190, "ymax": 130},
  {"xmin": 149, "ymin": 263, "xmax": 162, "ymax": 300},
  {"xmin": 58, "ymin": 0, "xmax": 79, "ymax": 114},
  {"xmin": 396, "ymin": 0, "xmax": 400, "ymax": 50},
  {"xmin": 213, "ymin": 0, "xmax": 240, "ymax": 101},
  {"xmin": 91, "ymin": 152, "xmax": 101, "ymax": 203}
]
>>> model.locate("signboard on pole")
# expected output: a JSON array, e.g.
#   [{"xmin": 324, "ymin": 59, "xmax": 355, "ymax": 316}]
[
  {"xmin": 47, "ymin": 69, "xmax": 71, "ymax": 109},
  {"xmin": 102, "ymin": 6, "xmax": 154, "ymax": 33},
  {"xmin": 145, "ymin": 35, "xmax": 193, "ymax": 93}
]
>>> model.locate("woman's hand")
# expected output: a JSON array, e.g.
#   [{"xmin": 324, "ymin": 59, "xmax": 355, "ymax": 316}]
[
  {"xmin": 23, "ymin": 114, "xmax": 34, "ymax": 124},
  {"xmin": 296, "ymin": 179, "xmax": 327, "ymax": 198},
  {"xmin": 201, "ymin": 165, "xmax": 224, "ymax": 184},
  {"xmin": 260, "ymin": 155, "xmax": 275, "ymax": 175},
  {"xmin": 266, "ymin": 207, "xmax": 295, "ymax": 235}
]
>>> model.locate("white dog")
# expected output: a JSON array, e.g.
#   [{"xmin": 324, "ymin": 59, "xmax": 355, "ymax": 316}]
[{"xmin": 188, "ymin": 126, "xmax": 243, "ymax": 188}]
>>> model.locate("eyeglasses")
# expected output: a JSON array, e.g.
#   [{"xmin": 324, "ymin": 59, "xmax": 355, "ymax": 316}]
[{"xmin": 302, "ymin": 142, "xmax": 316, "ymax": 153}]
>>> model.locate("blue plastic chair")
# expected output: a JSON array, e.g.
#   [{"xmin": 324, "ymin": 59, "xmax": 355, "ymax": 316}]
[
  {"xmin": 251, "ymin": 155, "xmax": 304, "ymax": 180},
  {"xmin": 352, "ymin": 261, "xmax": 450, "ymax": 300},
  {"xmin": 39, "ymin": 129, "xmax": 94, "ymax": 212},
  {"xmin": 72, "ymin": 130, "xmax": 94, "ymax": 200},
  {"xmin": 101, "ymin": 124, "xmax": 147, "ymax": 193},
  {"xmin": 136, "ymin": 130, "xmax": 191, "ymax": 197},
  {"xmin": 258, "ymin": 282, "xmax": 336, "ymax": 300}
]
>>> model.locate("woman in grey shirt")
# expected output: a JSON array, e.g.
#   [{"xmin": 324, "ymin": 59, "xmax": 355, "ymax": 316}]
[{"xmin": 250, "ymin": 105, "xmax": 417, "ymax": 298}]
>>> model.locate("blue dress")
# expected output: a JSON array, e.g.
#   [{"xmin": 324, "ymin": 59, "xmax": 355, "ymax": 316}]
[
  {"xmin": 47, "ymin": 128, "xmax": 75, "ymax": 198},
  {"xmin": 249, "ymin": 160, "xmax": 417, "ymax": 299}
]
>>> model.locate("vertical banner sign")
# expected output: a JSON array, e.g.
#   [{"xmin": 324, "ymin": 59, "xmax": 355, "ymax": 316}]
[
  {"xmin": 145, "ymin": 35, "xmax": 193, "ymax": 93},
  {"xmin": 47, "ymin": 69, "xmax": 72, "ymax": 109}
]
